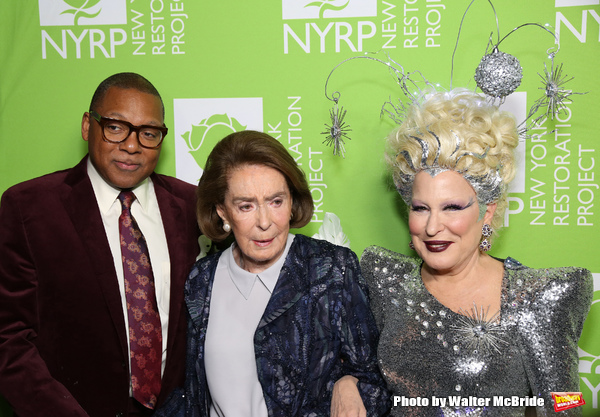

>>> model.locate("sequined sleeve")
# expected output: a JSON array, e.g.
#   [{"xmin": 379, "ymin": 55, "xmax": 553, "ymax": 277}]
[
  {"xmin": 507, "ymin": 265, "xmax": 593, "ymax": 416},
  {"xmin": 360, "ymin": 246, "xmax": 421, "ymax": 332}
]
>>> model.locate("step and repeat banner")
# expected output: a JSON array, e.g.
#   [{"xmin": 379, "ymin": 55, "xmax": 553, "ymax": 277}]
[{"xmin": 0, "ymin": 0, "xmax": 599, "ymax": 415}]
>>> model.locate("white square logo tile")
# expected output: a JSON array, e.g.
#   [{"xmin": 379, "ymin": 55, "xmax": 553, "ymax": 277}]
[
  {"xmin": 39, "ymin": 0, "xmax": 127, "ymax": 27},
  {"xmin": 173, "ymin": 98, "xmax": 264, "ymax": 184}
]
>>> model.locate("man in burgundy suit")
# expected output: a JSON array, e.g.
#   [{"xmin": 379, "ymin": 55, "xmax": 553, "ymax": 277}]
[{"xmin": 0, "ymin": 73, "xmax": 199, "ymax": 416}]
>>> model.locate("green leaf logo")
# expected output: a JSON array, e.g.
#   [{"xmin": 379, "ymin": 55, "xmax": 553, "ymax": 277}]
[
  {"xmin": 305, "ymin": 0, "xmax": 350, "ymax": 19},
  {"xmin": 181, "ymin": 114, "xmax": 246, "ymax": 170},
  {"xmin": 61, "ymin": 0, "xmax": 102, "ymax": 26}
]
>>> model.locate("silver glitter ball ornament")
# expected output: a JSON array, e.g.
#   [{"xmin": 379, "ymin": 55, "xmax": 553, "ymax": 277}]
[{"xmin": 474, "ymin": 48, "xmax": 523, "ymax": 99}]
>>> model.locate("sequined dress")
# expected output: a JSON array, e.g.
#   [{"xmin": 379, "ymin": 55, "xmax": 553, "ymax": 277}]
[{"xmin": 361, "ymin": 246, "xmax": 592, "ymax": 417}]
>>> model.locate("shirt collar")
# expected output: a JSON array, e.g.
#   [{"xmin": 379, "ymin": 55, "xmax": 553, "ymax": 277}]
[
  {"xmin": 225, "ymin": 234, "xmax": 295, "ymax": 300},
  {"xmin": 87, "ymin": 158, "xmax": 152, "ymax": 214}
]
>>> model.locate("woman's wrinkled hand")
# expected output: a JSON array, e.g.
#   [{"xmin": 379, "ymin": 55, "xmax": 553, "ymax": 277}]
[{"xmin": 330, "ymin": 375, "xmax": 366, "ymax": 417}]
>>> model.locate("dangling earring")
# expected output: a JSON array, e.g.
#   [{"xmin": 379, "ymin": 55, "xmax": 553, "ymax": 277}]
[
  {"xmin": 223, "ymin": 222, "xmax": 231, "ymax": 233},
  {"xmin": 479, "ymin": 224, "xmax": 492, "ymax": 252},
  {"xmin": 409, "ymin": 240, "xmax": 415, "ymax": 250}
]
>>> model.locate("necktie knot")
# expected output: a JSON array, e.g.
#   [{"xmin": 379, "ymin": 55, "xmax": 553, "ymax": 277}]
[{"xmin": 118, "ymin": 191, "xmax": 136, "ymax": 211}]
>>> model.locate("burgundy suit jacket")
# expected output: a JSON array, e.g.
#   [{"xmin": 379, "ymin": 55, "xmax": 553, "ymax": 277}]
[{"xmin": 0, "ymin": 157, "xmax": 200, "ymax": 417}]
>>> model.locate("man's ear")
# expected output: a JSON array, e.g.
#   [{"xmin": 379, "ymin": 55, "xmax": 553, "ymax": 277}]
[{"xmin": 81, "ymin": 112, "xmax": 91, "ymax": 142}]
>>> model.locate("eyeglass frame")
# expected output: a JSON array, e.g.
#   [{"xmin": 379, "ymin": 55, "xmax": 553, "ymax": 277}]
[{"xmin": 88, "ymin": 110, "xmax": 168, "ymax": 149}]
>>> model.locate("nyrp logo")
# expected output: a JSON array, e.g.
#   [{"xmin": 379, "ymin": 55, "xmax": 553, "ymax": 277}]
[
  {"xmin": 551, "ymin": 392, "xmax": 586, "ymax": 412},
  {"xmin": 282, "ymin": 0, "xmax": 378, "ymax": 53},
  {"xmin": 173, "ymin": 98, "xmax": 264, "ymax": 185},
  {"xmin": 40, "ymin": 0, "xmax": 127, "ymax": 59},
  {"xmin": 282, "ymin": 0, "xmax": 376, "ymax": 20},
  {"xmin": 40, "ymin": 0, "xmax": 189, "ymax": 59},
  {"xmin": 39, "ymin": 0, "xmax": 126, "ymax": 26}
]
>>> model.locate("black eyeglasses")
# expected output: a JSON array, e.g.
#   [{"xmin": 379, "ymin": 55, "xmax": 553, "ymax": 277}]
[{"xmin": 89, "ymin": 110, "xmax": 168, "ymax": 149}]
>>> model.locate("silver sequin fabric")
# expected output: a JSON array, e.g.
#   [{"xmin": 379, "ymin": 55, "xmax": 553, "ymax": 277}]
[{"xmin": 361, "ymin": 246, "xmax": 593, "ymax": 417}]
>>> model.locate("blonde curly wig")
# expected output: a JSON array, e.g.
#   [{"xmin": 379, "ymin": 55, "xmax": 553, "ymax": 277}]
[{"xmin": 386, "ymin": 89, "xmax": 519, "ymax": 235}]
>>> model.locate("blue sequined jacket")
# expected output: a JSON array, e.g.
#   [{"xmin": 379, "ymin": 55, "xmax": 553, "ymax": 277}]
[{"xmin": 156, "ymin": 234, "xmax": 391, "ymax": 417}]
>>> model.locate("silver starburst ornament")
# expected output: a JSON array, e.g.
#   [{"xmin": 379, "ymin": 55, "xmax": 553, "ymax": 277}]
[
  {"xmin": 452, "ymin": 303, "xmax": 507, "ymax": 354},
  {"xmin": 322, "ymin": 101, "xmax": 352, "ymax": 158},
  {"xmin": 521, "ymin": 52, "xmax": 585, "ymax": 133},
  {"xmin": 536, "ymin": 54, "xmax": 576, "ymax": 118},
  {"xmin": 474, "ymin": 48, "xmax": 523, "ymax": 100}
]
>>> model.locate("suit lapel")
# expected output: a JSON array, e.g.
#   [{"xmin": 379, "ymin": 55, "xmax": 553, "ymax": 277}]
[
  {"xmin": 257, "ymin": 237, "xmax": 307, "ymax": 329},
  {"xmin": 186, "ymin": 255, "xmax": 218, "ymax": 339},
  {"xmin": 61, "ymin": 157, "xmax": 128, "ymax": 356},
  {"xmin": 152, "ymin": 175, "xmax": 193, "ymax": 356}
]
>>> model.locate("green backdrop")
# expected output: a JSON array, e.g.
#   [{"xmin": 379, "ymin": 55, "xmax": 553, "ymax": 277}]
[{"xmin": 1, "ymin": 0, "xmax": 599, "ymax": 415}]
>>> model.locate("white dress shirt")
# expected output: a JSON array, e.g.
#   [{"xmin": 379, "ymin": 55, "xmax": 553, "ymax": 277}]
[
  {"xmin": 204, "ymin": 234, "xmax": 295, "ymax": 417},
  {"xmin": 87, "ymin": 160, "xmax": 171, "ymax": 385}
]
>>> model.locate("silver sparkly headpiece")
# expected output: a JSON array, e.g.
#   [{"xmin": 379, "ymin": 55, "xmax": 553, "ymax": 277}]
[
  {"xmin": 321, "ymin": 0, "xmax": 584, "ymax": 156},
  {"xmin": 394, "ymin": 130, "xmax": 503, "ymax": 217}
]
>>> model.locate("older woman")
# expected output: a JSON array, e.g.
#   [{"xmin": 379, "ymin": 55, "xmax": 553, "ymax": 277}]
[
  {"xmin": 357, "ymin": 90, "xmax": 592, "ymax": 416},
  {"xmin": 157, "ymin": 130, "xmax": 389, "ymax": 417}
]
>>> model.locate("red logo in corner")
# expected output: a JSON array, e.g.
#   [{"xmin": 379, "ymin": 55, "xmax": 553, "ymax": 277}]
[{"xmin": 551, "ymin": 392, "xmax": 586, "ymax": 412}]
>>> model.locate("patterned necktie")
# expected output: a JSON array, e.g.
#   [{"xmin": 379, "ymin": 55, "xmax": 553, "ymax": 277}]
[{"xmin": 118, "ymin": 191, "xmax": 162, "ymax": 409}]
